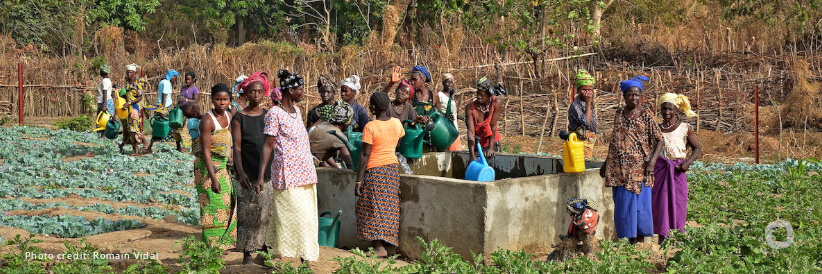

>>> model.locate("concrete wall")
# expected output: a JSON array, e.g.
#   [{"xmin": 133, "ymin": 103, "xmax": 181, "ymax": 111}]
[{"xmin": 315, "ymin": 152, "xmax": 613, "ymax": 260}]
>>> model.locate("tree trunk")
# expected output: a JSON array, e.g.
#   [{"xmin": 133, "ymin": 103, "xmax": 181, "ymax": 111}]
[
  {"xmin": 592, "ymin": 0, "xmax": 614, "ymax": 43},
  {"xmin": 237, "ymin": 15, "xmax": 246, "ymax": 45}
]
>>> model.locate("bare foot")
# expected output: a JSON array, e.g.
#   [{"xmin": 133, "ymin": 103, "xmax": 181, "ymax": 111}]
[{"xmin": 374, "ymin": 248, "xmax": 388, "ymax": 257}]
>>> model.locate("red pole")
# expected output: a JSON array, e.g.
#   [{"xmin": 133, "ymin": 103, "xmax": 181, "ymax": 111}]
[
  {"xmin": 18, "ymin": 63, "xmax": 23, "ymax": 125},
  {"xmin": 754, "ymin": 85, "xmax": 760, "ymax": 164},
  {"xmin": 570, "ymin": 86, "xmax": 576, "ymax": 103}
]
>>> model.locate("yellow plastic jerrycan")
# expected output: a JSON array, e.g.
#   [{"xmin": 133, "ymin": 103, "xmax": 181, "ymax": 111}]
[{"xmin": 563, "ymin": 132, "xmax": 585, "ymax": 173}]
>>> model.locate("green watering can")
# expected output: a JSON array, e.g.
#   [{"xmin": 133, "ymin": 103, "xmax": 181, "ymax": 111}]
[
  {"xmin": 150, "ymin": 115, "xmax": 171, "ymax": 138},
  {"xmin": 168, "ymin": 107, "xmax": 184, "ymax": 129},
  {"xmin": 328, "ymin": 126, "xmax": 363, "ymax": 170},
  {"xmin": 104, "ymin": 119, "xmax": 121, "ymax": 140},
  {"xmin": 318, "ymin": 210, "xmax": 342, "ymax": 247},
  {"xmin": 427, "ymin": 97, "xmax": 459, "ymax": 151},
  {"xmin": 399, "ymin": 120, "xmax": 424, "ymax": 159}
]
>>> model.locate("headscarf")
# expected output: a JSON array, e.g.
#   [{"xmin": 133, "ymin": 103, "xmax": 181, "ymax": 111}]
[
  {"xmin": 574, "ymin": 69, "xmax": 595, "ymax": 88},
  {"xmin": 370, "ymin": 92, "xmax": 391, "ymax": 111},
  {"xmin": 477, "ymin": 77, "xmax": 506, "ymax": 96},
  {"xmin": 100, "ymin": 64, "xmax": 111, "ymax": 74},
  {"xmin": 238, "ymin": 71, "xmax": 270, "ymax": 97},
  {"xmin": 277, "ymin": 69, "xmax": 304, "ymax": 90},
  {"xmin": 341, "ymin": 75, "xmax": 361, "ymax": 93},
  {"xmin": 318, "ymin": 74, "xmax": 336, "ymax": 90},
  {"xmin": 398, "ymin": 79, "xmax": 416, "ymax": 99},
  {"xmin": 329, "ymin": 100, "xmax": 354, "ymax": 125},
  {"xmin": 317, "ymin": 104, "xmax": 334, "ymax": 121},
  {"xmin": 658, "ymin": 93, "xmax": 698, "ymax": 117},
  {"xmin": 126, "ymin": 64, "xmax": 138, "ymax": 72},
  {"xmin": 442, "ymin": 73, "xmax": 454, "ymax": 82},
  {"xmin": 412, "ymin": 65, "xmax": 431, "ymax": 83},
  {"xmin": 233, "ymin": 75, "xmax": 248, "ymax": 94},
  {"xmin": 619, "ymin": 76, "xmax": 650, "ymax": 93},
  {"xmin": 165, "ymin": 69, "xmax": 180, "ymax": 81}
]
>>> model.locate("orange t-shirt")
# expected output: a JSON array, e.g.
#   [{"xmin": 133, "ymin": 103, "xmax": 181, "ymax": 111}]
[{"xmin": 362, "ymin": 118, "xmax": 405, "ymax": 169}]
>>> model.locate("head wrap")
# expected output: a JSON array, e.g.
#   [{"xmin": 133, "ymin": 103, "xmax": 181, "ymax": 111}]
[
  {"xmin": 658, "ymin": 93, "xmax": 698, "ymax": 117},
  {"xmin": 126, "ymin": 64, "xmax": 138, "ymax": 72},
  {"xmin": 329, "ymin": 100, "xmax": 354, "ymax": 125},
  {"xmin": 211, "ymin": 83, "xmax": 232, "ymax": 97},
  {"xmin": 233, "ymin": 75, "xmax": 248, "ymax": 94},
  {"xmin": 238, "ymin": 71, "xmax": 270, "ymax": 97},
  {"xmin": 277, "ymin": 69, "xmax": 304, "ymax": 90},
  {"xmin": 165, "ymin": 69, "xmax": 180, "ymax": 81},
  {"xmin": 341, "ymin": 75, "xmax": 361, "ymax": 93},
  {"xmin": 318, "ymin": 74, "xmax": 336, "ymax": 90},
  {"xmin": 99, "ymin": 64, "xmax": 111, "ymax": 74},
  {"xmin": 477, "ymin": 77, "xmax": 506, "ymax": 96},
  {"xmin": 317, "ymin": 104, "xmax": 334, "ymax": 121},
  {"xmin": 398, "ymin": 79, "xmax": 416, "ymax": 99},
  {"xmin": 271, "ymin": 87, "xmax": 282, "ymax": 102},
  {"xmin": 412, "ymin": 65, "xmax": 431, "ymax": 83},
  {"xmin": 574, "ymin": 69, "xmax": 595, "ymax": 88},
  {"xmin": 370, "ymin": 92, "xmax": 391, "ymax": 111},
  {"xmin": 442, "ymin": 73, "xmax": 454, "ymax": 82},
  {"xmin": 619, "ymin": 76, "xmax": 650, "ymax": 93}
]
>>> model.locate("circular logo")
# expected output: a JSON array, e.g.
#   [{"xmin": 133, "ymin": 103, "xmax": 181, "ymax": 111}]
[{"xmin": 765, "ymin": 220, "xmax": 794, "ymax": 249}]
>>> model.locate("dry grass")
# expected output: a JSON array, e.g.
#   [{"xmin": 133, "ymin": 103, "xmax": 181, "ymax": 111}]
[{"xmin": 780, "ymin": 59, "xmax": 822, "ymax": 129}]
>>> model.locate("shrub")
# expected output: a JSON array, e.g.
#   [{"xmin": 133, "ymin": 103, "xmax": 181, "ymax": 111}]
[{"xmin": 54, "ymin": 115, "xmax": 94, "ymax": 132}]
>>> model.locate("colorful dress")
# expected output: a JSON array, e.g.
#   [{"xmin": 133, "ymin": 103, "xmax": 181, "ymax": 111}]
[
  {"xmin": 603, "ymin": 107, "xmax": 662, "ymax": 239},
  {"xmin": 263, "ymin": 106, "xmax": 319, "ymax": 261},
  {"xmin": 122, "ymin": 78, "xmax": 146, "ymax": 145},
  {"xmin": 194, "ymin": 110, "xmax": 237, "ymax": 249},
  {"xmin": 356, "ymin": 118, "xmax": 405, "ymax": 246},
  {"xmin": 234, "ymin": 111, "xmax": 274, "ymax": 253},
  {"xmin": 653, "ymin": 122, "xmax": 691, "ymax": 244}
]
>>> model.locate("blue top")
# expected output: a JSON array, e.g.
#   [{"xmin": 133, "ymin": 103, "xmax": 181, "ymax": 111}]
[{"xmin": 350, "ymin": 100, "xmax": 370, "ymax": 132}]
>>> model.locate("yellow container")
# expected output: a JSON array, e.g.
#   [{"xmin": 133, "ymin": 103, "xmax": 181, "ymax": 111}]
[
  {"xmin": 563, "ymin": 133, "xmax": 585, "ymax": 173},
  {"xmin": 115, "ymin": 97, "xmax": 129, "ymax": 119},
  {"xmin": 93, "ymin": 111, "xmax": 111, "ymax": 132}
]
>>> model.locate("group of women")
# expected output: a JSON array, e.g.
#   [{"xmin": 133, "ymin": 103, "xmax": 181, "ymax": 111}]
[{"xmin": 594, "ymin": 74, "xmax": 702, "ymax": 244}]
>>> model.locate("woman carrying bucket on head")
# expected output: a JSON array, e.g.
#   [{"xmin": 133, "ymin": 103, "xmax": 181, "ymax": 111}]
[
  {"xmin": 465, "ymin": 75, "xmax": 505, "ymax": 162},
  {"xmin": 355, "ymin": 91, "xmax": 405, "ymax": 257},
  {"xmin": 195, "ymin": 83, "xmax": 237, "ymax": 249},
  {"xmin": 231, "ymin": 72, "xmax": 275, "ymax": 265},
  {"xmin": 599, "ymin": 76, "xmax": 664, "ymax": 244},
  {"xmin": 653, "ymin": 93, "xmax": 702, "ymax": 244},
  {"xmin": 256, "ymin": 69, "xmax": 319, "ymax": 264}
]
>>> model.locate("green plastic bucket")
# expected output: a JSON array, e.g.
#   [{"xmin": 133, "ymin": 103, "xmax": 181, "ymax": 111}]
[
  {"xmin": 318, "ymin": 210, "xmax": 341, "ymax": 247},
  {"xmin": 399, "ymin": 120, "xmax": 424, "ymax": 159}
]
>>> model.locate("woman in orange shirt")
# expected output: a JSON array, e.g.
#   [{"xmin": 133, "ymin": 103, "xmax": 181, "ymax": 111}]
[{"xmin": 355, "ymin": 91, "xmax": 405, "ymax": 257}]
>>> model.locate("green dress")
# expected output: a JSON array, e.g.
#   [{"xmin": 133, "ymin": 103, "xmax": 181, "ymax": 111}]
[{"xmin": 194, "ymin": 111, "xmax": 237, "ymax": 249}]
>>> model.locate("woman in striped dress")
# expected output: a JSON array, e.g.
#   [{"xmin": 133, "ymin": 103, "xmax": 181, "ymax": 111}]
[{"xmin": 355, "ymin": 91, "xmax": 406, "ymax": 257}]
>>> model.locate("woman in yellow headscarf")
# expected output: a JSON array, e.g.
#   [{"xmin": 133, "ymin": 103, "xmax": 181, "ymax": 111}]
[{"xmin": 653, "ymin": 93, "xmax": 701, "ymax": 244}]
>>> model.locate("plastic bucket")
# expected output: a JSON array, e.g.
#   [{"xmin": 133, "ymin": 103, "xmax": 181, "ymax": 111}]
[
  {"xmin": 168, "ymin": 107, "xmax": 184, "ymax": 129},
  {"xmin": 150, "ymin": 116, "xmax": 171, "ymax": 138},
  {"xmin": 399, "ymin": 120, "xmax": 424, "ymax": 159},
  {"xmin": 427, "ymin": 112, "xmax": 459, "ymax": 151},
  {"xmin": 464, "ymin": 142, "xmax": 495, "ymax": 182},
  {"xmin": 318, "ymin": 210, "xmax": 341, "ymax": 247},
  {"xmin": 562, "ymin": 133, "xmax": 585, "ymax": 173}
]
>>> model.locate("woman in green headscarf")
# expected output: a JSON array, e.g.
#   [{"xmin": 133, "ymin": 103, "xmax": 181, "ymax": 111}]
[{"xmin": 567, "ymin": 69, "xmax": 598, "ymax": 135}]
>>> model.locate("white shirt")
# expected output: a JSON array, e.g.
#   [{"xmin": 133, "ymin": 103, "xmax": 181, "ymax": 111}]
[
  {"xmin": 437, "ymin": 91, "xmax": 458, "ymax": 130},
  {"xmin": 97, "ymin": 78, "xmax": 112, "ymax": 104},
  {"xmin": 157, "ymin": 79, "xmax": 173, "ymax": 108}
]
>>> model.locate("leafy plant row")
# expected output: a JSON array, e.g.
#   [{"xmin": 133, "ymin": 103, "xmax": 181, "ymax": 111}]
[
  {"xmin": 0, "ymin": 215, "xmax": 145, "ymax": 238},
  {"xmin": 0, "ymin": 200, "xmax": 199, "ymax": 226}
]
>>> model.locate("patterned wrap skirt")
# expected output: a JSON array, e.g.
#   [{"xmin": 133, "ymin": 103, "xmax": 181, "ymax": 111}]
[
  {"xmin": 356, "ymin": 163, "xmax": 401, "ymax": 246},
  {"xmin": 194, "ymin": 155, "xmax": 238, "ymax": 249},
  {"xmin": 237, "ymin": 181, "xmax": 274, "ymax": 252}
]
